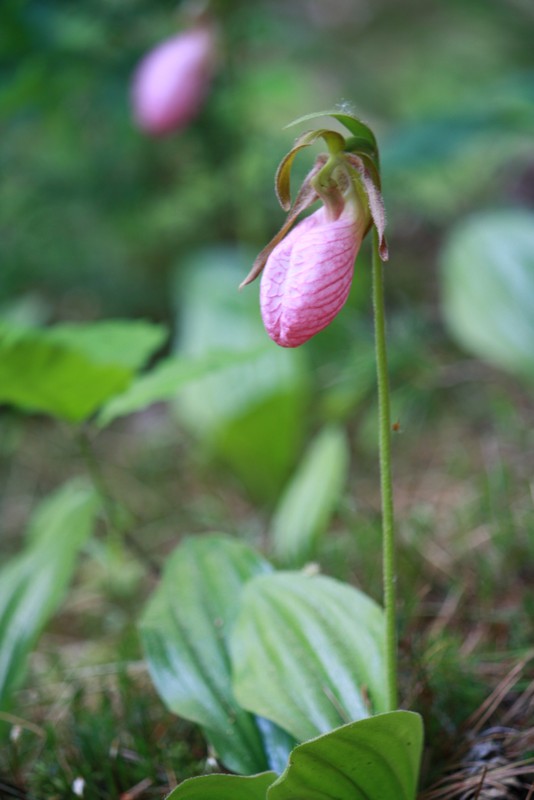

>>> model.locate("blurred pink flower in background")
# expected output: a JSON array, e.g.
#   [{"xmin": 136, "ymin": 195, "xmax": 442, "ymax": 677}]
[
  {"xmin": 131, "ymin": 24, "xmax": 217, "ymax": 136},
  {"xmin": 260, "ymin": 199, "xmax": 366, "ymax": 348}
]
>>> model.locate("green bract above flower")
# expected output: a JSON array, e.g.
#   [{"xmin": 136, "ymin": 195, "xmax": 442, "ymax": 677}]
[{"xmin": 240, "ymin": 111, "xmax": 388, "ymax": 348}]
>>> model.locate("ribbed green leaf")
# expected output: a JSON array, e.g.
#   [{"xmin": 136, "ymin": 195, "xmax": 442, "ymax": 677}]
[
  {"xmin": 166, "ymin": 772, "xmax": 277, "ymax": 800},
  {"xmin": 271, "ymin": 425, "xmax": 349, "ymax": 565},
  {"xmin": 139, "ymin": 535, "xmax": 293, "ymax": 775},
  {"xmin": 441, "ymin": 210, "xmax": 534, "ymax": 380},
  {"xmin": 0, "ymin": 479, "xmax": 99, "ymax": 713},
  {"xmin": 231, "ymin": 572, "xmax": 387, "ymax": 743},
  {"xmin": 268, "ymin": 712, "xmax": 423, "ymax": 800}
]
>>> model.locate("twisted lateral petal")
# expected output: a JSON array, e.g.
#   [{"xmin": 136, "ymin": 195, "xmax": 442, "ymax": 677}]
[
  {"xmin": 131, "ymin": 27, "xmax": 216, "ymax": 136},
  {"xmin": 260, "ymin": 205, "xmax": 364, "ymax": 347}
]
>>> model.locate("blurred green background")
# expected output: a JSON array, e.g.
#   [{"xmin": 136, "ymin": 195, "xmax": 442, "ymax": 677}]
[{"xmin": 2, "ymin": 0, "xmax": 533, "ymax": 321}]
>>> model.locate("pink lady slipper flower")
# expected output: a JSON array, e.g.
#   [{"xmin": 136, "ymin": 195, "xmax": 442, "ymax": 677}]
[
  {"xmin": 241, "ymin": 118, "xmax": 388, "ymax": 347},
  {"xmin": 258, "ymin": 195, "xmax": 366, "ymax": 348},
  {"xmin": 132, "ymin": 22, "xmax": 217, "ymax": 136}
]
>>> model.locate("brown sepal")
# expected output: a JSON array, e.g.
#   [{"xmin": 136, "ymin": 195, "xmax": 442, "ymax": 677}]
[{"xmin": 345, "ymin": 153, "xmax": 389, "ymax": 261}]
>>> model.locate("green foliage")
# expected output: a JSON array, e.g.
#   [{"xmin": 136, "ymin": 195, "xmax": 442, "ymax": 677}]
[
  {"xmin": 287, "ymin": 110, "xmax": 379, "ymax": 176},
  {"xmin": 0, "ymin": 326, "xmax": 130, "ymax": 422},
  {"xmin": 174, "ymin": 250, "xmax": 308, "ymax": 501},
  {"xmin": 271, "ymin": 425, "xmax": 350, "ymax": 565},
  {"xmin": 268, "ymin": 712, "xmax": 423, "ymax": 800},
  {"xmin": 166, "ymin": 772, "xmax": 277, "ymax": 800},
  {"xmin": 0, "ymin": 479, "xmax": 99, "ymax": 717},
  {"xmin": 165, "ymin": 712, "xmax": 423, "ymax": 800},
  {"xmin": 0, "ymin": 319, "xmax": 166, "ymax": 422},
  {"xmin": 98, "ymin": 347, "xmax": 269, "ymax": 427},
  {"xmin": 139, "ymin": 534, "xmax": 399, "ymax": 789},
  {"xmin": 139, "ymin": 535, "xmax": 294, "ymax": 775},
  {"xmin": 46, "ymin": 319, "xmax": 167, "ymax": 371},
  {"xmin": 441, "ymin": 210, "xmax": 534, "ymax": 380},
  {"xmin": 231, "ymin": 571, "xmax": 387, "ymax": 742}
]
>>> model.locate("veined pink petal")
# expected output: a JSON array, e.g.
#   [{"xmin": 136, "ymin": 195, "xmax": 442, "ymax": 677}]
[
  {"xmin": 131, "ymin": 27, "xmax": 216, "ymax": 136},
  {"xmin": 260, "ymin": 204, "xmax": 364, "ymax": 347}
]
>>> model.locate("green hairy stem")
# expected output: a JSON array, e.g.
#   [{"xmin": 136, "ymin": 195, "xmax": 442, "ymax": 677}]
[{"xmin": 371, "ymin": 229, "xmax": 398, "ymax": 712}]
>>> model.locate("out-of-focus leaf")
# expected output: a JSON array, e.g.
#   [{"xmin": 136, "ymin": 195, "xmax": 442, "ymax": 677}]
[
  {"xmin": 441, "ymin": 210, "xmax": 534, "ymax": 380},
  {"xmin": 0, "ymin": 325, "xmax": 132, "ymax": 421},
  {"xmin": 268, "ymin": 712, "xmax": 423, "ymax": 800},
  {"xmin": 0, "ymin": 319, "xmax": 164, "ymax": 423},
  {"xmin": 98, "ymin": 348, "xmax": 267, "ymax": 427},
  {"xmin": 0, "ymin": 479, "xmax": 99, "ymax": 714},
  {"xmin": 271, "ymin": 425, "xmax": 349, "ymax": 565},
  {"xmin": 166, "ymin": 772, "xmax": 277, "ymax": 800},
  {"xmin": 383, "ymin": 78, "xmax": 534, "ymax": 173},
  {"xmin": 47, "ymin": 319, "xmax": 167, "ymax": 370},
  {"xmin": 382, "ymin": 79, "xmax": 534, "ymax": 218},
  {"xmin": 174, "ymin": 249, "xmax": 308, "ymax": 501},
  {"xmin": 139, "ymin": 535, "xmax": 294, "ymax": 775},
  {"xmin": 231, "ymin": 571, "xmax": 387, "ymax": 744}
]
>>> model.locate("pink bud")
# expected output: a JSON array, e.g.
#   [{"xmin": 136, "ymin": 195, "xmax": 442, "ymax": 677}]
[
  {"xmin": 260, "ymin": 203, "xmax": 365, "ymax": 347},
  {"xmin": 131, "ymin": 26, "xmax": 216, "ymax": 136}
]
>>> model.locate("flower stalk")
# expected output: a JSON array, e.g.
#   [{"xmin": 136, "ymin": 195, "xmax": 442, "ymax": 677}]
[{"xmin": 371, "ymin": 227, "xmax": 398, "ymax": 712}]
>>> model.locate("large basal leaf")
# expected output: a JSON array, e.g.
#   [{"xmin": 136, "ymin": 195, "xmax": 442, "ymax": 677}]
[
  {"xmin": 271, "ymin": 425, "xmax": 349, "ymax": 566},
  {"xmin": 441, "ymin": 210, "xmax": 534, "ymax": 380},
  {"xmin": 173, "ymin": 248, "xmax": 308, "ymax": 501},
  {"xmin": 0, "ymin": 479, "xmax": 99, "ymax": 713},
  {"xmin": 254, "ymin": 716, "xmax": 297, "ymax": 776},
  {"xmin": 231, "ymin": 571, "xmax": 387, "ymax": 743},
  {"xmin": 268, "ymin": 712, "xmax": 423, "ymax": 800},
  {"xmin": 98, "ymin": 348, "xmax": 267, "ymax": 427},
  {"xmin": 166, "ymin": 772, "xmax": 277, "ymax": 800},
  {"xmin": 139, "ymin": 535, "xmax": 294, "ymax": 775}
]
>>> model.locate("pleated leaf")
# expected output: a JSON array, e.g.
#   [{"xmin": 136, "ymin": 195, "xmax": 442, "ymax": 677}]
[
  {"xmin": 139, "ymin": 535, "xmax": 294, "ymax": 775},
  {"xmin": 166, "ymin": 772, "xmax": 277, "ymax": 800},
  {"xmin": 268, "ymin": 711, "xmax": 423, "ymax": 800},
  {"xmin": 231, "ymin": 571, "xmax": 387, "ymax": 743}
]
